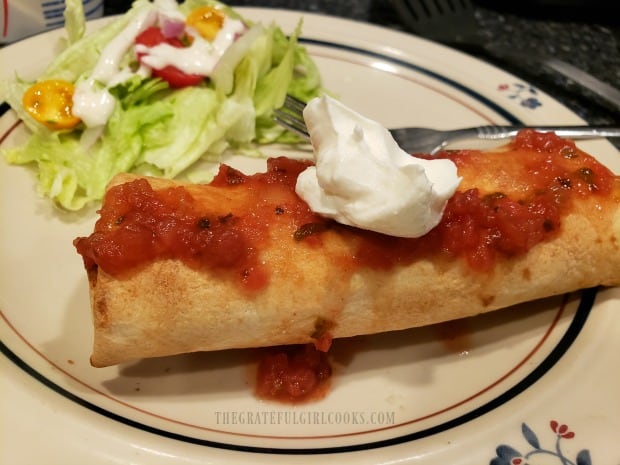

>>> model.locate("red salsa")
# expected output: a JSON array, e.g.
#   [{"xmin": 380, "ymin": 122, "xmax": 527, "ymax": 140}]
[
  {"xmin": 75, "ymin": 130, "xmax": 617, "ymax": 283},
  {"xmin": 255, "ymin": 344, "xmax": 332, "ymax": 403},
  {"xmin": 74, "ymin": 157, "xmax": 324, "ymax": 290}
]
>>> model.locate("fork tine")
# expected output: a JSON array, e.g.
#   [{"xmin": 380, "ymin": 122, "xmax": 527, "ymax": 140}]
[
  {"xmin": 273, "ymin": 95, "xmax": 310, "ymax": 140},
  {"xmin": 273, "ymin": 112, "xmax": 310, "ymax": 140},
  {"xmin": 284, "ymin": 94, "xmax": 307, "ymax": 113}
]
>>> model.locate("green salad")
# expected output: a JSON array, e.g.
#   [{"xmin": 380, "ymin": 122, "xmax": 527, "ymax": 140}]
[{"xmin": 0, "ymin": 0, "xmax": 322, "ymax": 210}]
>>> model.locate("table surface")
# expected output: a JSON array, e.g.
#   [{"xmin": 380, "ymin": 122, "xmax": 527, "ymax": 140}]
[{"xmin": 102, "ymin": 0, "xmax": 617, "ymax": 141}]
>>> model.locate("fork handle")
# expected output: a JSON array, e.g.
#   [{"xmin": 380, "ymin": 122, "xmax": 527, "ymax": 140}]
[{"xmin": 475, "ymin": 125, "xmax": 620, "ymax": 140}]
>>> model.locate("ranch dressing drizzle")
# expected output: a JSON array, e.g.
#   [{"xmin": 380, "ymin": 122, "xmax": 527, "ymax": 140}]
[
  {"xmin": 72, "ymin": 7, "xmax": 158, "ymax": 127},
  {"xmin": 136, "ymin": 17, "xmax": 245, "ymax": 76}
]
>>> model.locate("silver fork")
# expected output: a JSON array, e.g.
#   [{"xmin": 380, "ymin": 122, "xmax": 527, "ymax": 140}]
[{"xmin": 274, "ymin": 95, "xmax": 620, "ymax": 155}]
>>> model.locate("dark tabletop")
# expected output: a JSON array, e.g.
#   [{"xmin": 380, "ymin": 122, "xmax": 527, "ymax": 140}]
[{"xmin": 104, "ymin": 0, "xmax": 620, "ymax": 143}]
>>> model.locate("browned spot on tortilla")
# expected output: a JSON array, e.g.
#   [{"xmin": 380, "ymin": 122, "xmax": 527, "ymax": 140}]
[
  {"xmin": 93, "ymin": 296, "xmax": 109, "ymax": 327},
  {"xmin": 480, "ymin": 294, "xmax": 495, "ymax": 307}
]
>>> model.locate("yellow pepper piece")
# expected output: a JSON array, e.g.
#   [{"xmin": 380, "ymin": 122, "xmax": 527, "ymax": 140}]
[
  {"xmin": 186, "ymin": 6, "xmax": 225, "ymax": 41},
  {"xmin": 22, "ymin": 79, "xmax": 81, "ymax": 130}
]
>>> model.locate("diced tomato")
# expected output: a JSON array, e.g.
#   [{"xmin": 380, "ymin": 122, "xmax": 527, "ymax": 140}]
[
  {"xmin": 151, "ymin": 63, "xmax": 205, "ymax": 89},
  {"xmin": 135, "ymin": 27, "xmax": 204, "ymax": 88}
]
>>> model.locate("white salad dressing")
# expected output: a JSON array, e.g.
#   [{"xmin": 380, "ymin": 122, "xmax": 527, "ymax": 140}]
[
  {"xmin": 138, "ymin": 17, "xmax": 245, "ymax": 75},
  {"xmin": 72, "ymin": 0, "xmax": 245, "ymax": 128},
  {"xmin": 295, "ymin": 96, "xmax": 462, "ymax": 238},
  {"xmin": 72, "ymin": 7, "xmax": 158, "ymax": 127}
]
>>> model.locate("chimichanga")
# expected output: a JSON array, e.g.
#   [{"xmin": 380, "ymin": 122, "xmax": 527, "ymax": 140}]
[{"xmin": 74, "ymin": 130, "xmax": 620, "ymax": 367}]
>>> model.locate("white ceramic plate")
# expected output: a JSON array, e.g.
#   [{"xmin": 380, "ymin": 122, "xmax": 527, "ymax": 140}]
[{"xmin": 1, "ymin": 9, "xmax": 619, "ymax": 465}]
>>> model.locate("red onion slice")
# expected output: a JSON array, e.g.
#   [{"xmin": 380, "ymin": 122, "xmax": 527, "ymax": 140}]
[{"xmin": 161, "ymin": 18, "xmax": 186, "ymax": 39}]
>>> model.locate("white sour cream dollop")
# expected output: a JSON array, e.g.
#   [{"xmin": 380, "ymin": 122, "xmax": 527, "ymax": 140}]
[{"xmin": 295, "ymin": 96, "xmax": 461, "ymax": 238}]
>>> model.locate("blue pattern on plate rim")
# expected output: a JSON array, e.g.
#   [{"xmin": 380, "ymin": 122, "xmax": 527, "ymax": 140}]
[
  {"xmin": 491, "ymin": 421, "xmax": 592, "ymax": 465},
  {"xmin": 498, "ymin": 83, "xmax": 543, "ymax": 110}
]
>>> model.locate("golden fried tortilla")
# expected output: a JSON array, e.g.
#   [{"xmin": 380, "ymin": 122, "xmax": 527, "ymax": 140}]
[{"xmin": 76, "ymin": 131, "xmax": 620, "ymax": 367}]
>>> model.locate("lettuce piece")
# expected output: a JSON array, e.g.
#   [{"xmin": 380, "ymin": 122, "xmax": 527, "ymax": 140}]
[
  {"xmin": 253, "ymin": 24, "xmax": 297, "ymax": 118},
  {"xmin": 42, "ymin": 0, "xmax": 154, "ymax": 83},
  {"xmin": 136, "ymin": 86, "xmax": 223, "ymax": 176},
  {"xmin": 4, "ymin": 131, "xmax": 95, "ymax": 210},
  {"xmin": 108, "ymin": 75, "xmax": 170, "ymax": 109},
  {"xmin": 0, "ymin": 79, "xmax": 53, "ymax": 138},
  {"xmin": 63, "ymin": 0, "xmax": 87, "ymax": 44}
]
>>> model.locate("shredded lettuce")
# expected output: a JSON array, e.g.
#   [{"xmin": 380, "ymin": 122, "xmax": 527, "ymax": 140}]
[
  {"xmin": 0, "ymin": 0, "xmax": 323, "ymax": 210},
  {"xmin": 63, "ymin": 0, "xmax": 87, "ymax": 44}
]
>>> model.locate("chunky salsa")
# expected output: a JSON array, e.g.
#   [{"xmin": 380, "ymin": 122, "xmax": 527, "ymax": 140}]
[
  {"xmin": 74, "ymin": 157, "xmax": 321, "ymax": 290},
  {"xmin": 75, "ymin": 130, "xmax": 617, "ymax": 285},
  {"xmin": 255, "ymin": 344, "xmax": 332, "ymax": 403}
]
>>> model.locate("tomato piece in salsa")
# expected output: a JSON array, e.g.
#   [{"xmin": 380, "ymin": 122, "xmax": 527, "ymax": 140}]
[{"xmin": 255, "ymin": 344, "xmax": 332, "ymax": 403}]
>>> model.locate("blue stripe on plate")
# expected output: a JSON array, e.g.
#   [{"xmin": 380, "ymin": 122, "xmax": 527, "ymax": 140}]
[{"xmin": 299, "ymin": 38, "xmax": 523, "ymax": 125}]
